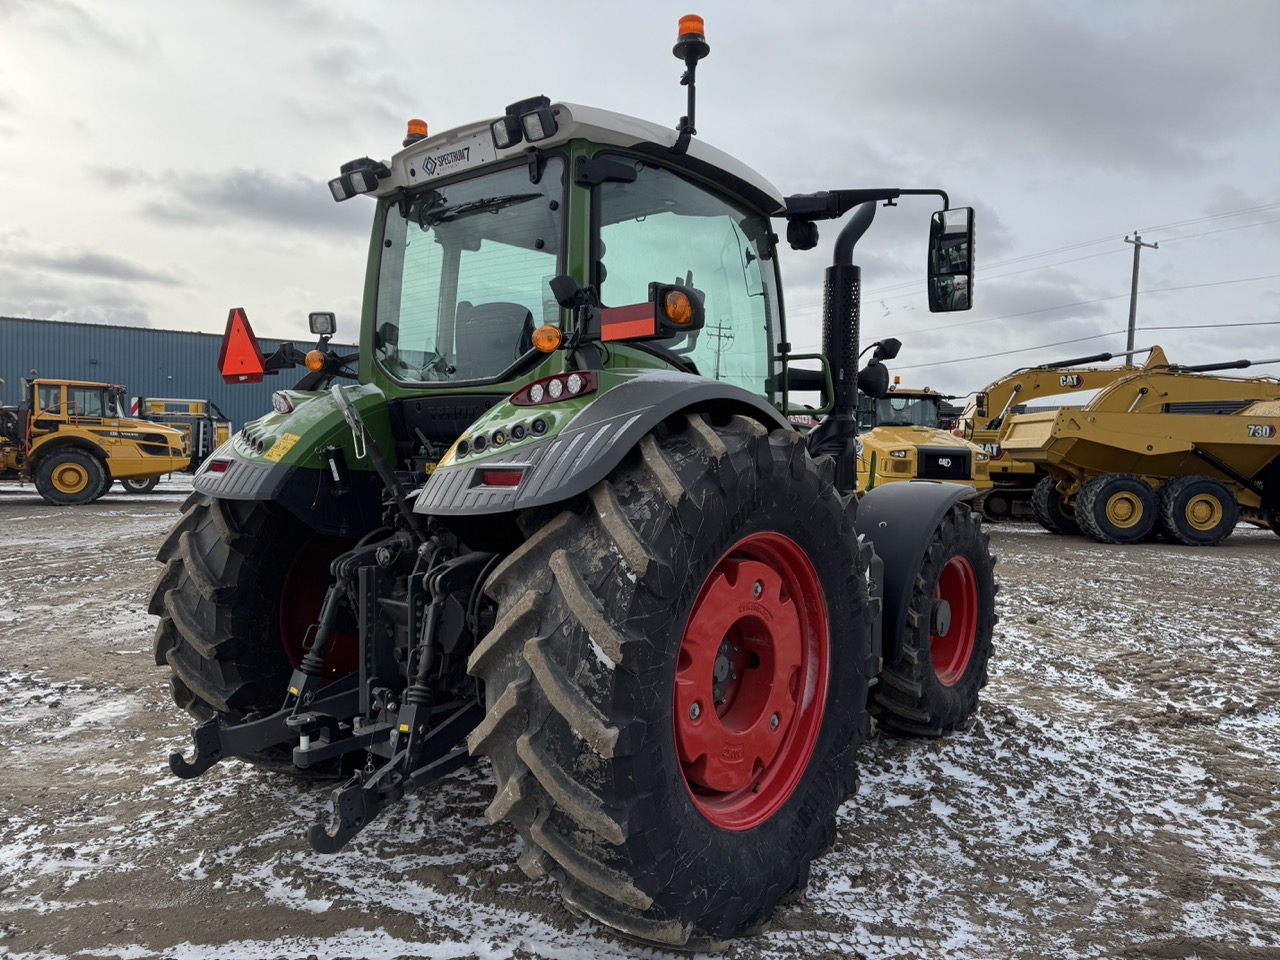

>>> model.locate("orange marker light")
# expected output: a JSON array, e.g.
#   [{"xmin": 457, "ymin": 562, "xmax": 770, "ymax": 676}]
[
  {"xmin": 406, "ymin": 118, "xmax": 428, "ymax": 139},
  {"xmin": 305, "ymin": 350, "xmax": 326, "ymax": 372},
  {"xmin": 664, "ymin": 290, "xmax": 694, "ymax": 324},
  {"xmin": 678, "ymin": 14, "xmax": 704, "ymax": 36},
  {"xmin": 531, "ymin": 325, "xmax": 563, "ymax": 353}
]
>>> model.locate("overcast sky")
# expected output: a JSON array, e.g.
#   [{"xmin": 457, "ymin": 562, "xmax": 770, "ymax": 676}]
[{"xmin": 3, "ymin": 0, "xmax": 1279, "ymax": 396}]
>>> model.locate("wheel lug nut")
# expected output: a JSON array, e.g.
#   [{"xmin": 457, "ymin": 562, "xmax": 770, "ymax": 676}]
[
  {"xmin": 690, "ymin": 702, "xmax": 702, "ymax": 720},
  {"xmin": 770, "ymin": 713, "xmax": 780, "ymax": 730},
  {"xmin": 753, "ymin": 580, "xmax": 764, "ymax": 599}
]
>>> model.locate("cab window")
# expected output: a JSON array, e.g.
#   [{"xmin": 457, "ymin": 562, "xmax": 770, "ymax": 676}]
[{"xmin": 595, "ymin": 158, "xmax": 781, "ymax": 400}]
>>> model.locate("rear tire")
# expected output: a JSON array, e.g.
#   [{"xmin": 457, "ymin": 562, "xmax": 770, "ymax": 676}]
[
  {"xmin": 120, "ymin": 476, "xmax": 160, "ymax": 493},
  {"xmin": 1158, "ymin": 475, "xmax": 1238, "ymax": 546},
  {"xmin": 1077, "ymin": 473, "xmax": 1157, "ymax": 544},
  {"xmin": 873, "ymin": 504, "xmax": 996, "ymax": 736},
  {"xmin": 468, "ymin": 414, "xmax": 873, "ymax": 948},
  {"xmin": 149, "ymin": 494, "xmax": 358, "ymax": 773},
  {"xmin": 1031, "ymin": 475, "xmax": 1079, "ymax": 535},
  {"xmin": 34, "ymin": 450, "xmax": 106, "ymax": 505}
]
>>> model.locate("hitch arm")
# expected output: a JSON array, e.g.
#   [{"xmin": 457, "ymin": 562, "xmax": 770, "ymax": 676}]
[
  {"xmin": 168, "ymin": 675, "xmax": 361, "ymax": 779},
  {"xmin": 307, "ymin": 700, "xmax": 483, "ymax": 853}
]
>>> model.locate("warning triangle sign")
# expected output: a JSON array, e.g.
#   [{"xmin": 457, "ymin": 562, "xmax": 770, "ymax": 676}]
[{"xmin": 218, "ymin": 307, "xmax": 267, "ymax": 384}]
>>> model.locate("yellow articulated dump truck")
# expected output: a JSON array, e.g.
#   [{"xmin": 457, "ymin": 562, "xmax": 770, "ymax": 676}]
[
  {"xmin": 1000, "ymin": 357, "xmax": 1280, "ymax": 545},
  {"xmin": 956, "ymin": 346, "xmax": 1168, "ymax": 520},
  {"xmin": 857, "ymin": 384, "xmax": 992, "ymax": 493},
  {"xmin": 0, "ymin": 377, "xmax": 189, "ymax": 504}
]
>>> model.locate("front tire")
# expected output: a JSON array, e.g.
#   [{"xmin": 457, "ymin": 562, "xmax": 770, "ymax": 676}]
[
  {"xmin": 468, "ymin": 414, "xmax": 874, "ymax": 948},
  {"xmin": 120, "ymin": 476, "xmax": 160, "ymax": 493},
  {"xmin": 149, "ymin": 494, "xmax": 358, "ymax": 772},
  {"xmin": 873, "ymin": 504, "xmax": 996, "ymax": 736},
  {"xmin": 34, "ymin": 450, "xmax": 106, "ymax": 505},
  {"xmin": 1031, "ymin": 475, "xmax": 1080, "ymax": 535}
]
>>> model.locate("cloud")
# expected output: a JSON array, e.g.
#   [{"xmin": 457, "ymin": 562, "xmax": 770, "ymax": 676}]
[
  {"xmin": 91, "ymin": 165, "xmax": 369, "ymax": 235},
  {"xmin": 0, "ymin": 0, "xmax": 155, "ymax": 57},
  {"xmin": 10, "ymin": 248, "xmax": 181, "ymax": 285},
  {"xmin": 0, "ymin": 264, "xmax": 155, "ymax": 327}
]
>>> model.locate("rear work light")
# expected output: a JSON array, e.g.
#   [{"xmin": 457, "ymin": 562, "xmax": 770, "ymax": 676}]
[{"xmin": 510, "ymin": 371, "xmax": 598, "ymax": 406}]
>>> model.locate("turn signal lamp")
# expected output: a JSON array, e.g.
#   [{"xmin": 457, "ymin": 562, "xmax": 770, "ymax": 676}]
[
  {"xmin": 304, "ymin": 350, "xmax": 326, "ymax": 372},
  {"xmin": 404, "ymin": 118, "xmax": 428, "ymax": 147},
  {"xmin": 531, "ymin": 325, "xmax": 563, "ymax": 353},
  {"xmin": 663, "ymin": 289, "xmax": 695, "ymax": 325}
]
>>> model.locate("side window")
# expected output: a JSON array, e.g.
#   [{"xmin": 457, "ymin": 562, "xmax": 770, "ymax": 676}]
[
  {"xmin": 38, "ymin": 385, "xmax": 62, "ymax": 416},
  {"xmin": 69, "ymin": 388, "xmax": 105, "ymax": 418},
  {"xmin": 596, "ymin": 159, "xmax": 779, "ymax": 398}
]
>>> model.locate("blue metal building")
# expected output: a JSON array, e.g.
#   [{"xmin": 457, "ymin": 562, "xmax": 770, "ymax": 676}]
[{"xmin": 0, "ymin": 316, "xmax": 356, "ymax": 430}]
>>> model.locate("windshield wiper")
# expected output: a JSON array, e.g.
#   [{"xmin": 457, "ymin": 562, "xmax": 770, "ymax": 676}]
[{"xmin": 418, "ymin": 192, "xmax": 542, "ymax": 227}]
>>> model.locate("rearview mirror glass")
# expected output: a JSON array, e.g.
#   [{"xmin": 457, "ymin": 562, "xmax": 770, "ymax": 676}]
[{"xmin": 927, "ymin": 207, "xmax": 973, "ymax": 312}]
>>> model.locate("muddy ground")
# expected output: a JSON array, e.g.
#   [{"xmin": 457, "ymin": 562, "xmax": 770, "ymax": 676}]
[{"xmin": 1, "ymin": 478, "xmax": 1278, "ymax": 960}]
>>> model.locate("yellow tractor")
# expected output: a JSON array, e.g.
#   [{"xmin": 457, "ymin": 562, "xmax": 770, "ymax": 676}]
[
  {"xmin": 1000, "ymin": 356, "xmax": 1280, "ymax": 545},
  {"xmin": 955, "ymin": 346, "xmax": 1168, "ymax": 519},
  {"xmin": 0, "ymin": 377, "xmax": 189, "ymax": 504}
]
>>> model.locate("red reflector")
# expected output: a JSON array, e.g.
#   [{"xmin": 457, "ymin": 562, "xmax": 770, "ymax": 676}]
[
  {"xmin": 218, "ymin": 307, "xmax": 267, "ymax": 384},
  {"xmin": 480, "ymin": 470, "xmax": 523, "ymax": 487},
  {"xmin": 208, "ymin": 459, "xmax": 231, "ymax": 474},
  {"xmin": 600, "ymin": 302, "xmax": 656, "ymax": 341}
]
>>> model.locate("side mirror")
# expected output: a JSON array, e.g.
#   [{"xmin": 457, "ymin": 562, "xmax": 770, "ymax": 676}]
[
  {"xmin": 927, "ymin": 207, "xmax": 974, "ymax": 312},
  {"xmin": 309, "ymin": 312, "xmax": 337, "ymax": 336},
  {"xmin": 872, "ymin": 337, "xmax": 901, "ymax": 362}
]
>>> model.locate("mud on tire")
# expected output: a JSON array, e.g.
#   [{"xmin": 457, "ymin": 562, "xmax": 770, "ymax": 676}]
[
  {"xmin": 873, "ymin": 504, "xmax": 996, "ymax": 737},
  {"xmin": 467, "ymin": 413, "xmax": 875, "ymax": 948}
]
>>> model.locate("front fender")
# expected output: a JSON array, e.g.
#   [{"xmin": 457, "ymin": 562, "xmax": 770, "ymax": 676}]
[
  {"xmin": 857, "ymin": 480, "xmax": 973, "ymax": 666},
  {"xmin": 414, "ymin": 370, "xmax": 789, "ymax": 517}
]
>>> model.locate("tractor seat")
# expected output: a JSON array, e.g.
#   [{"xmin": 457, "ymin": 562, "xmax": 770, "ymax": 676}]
[{"xmin": 452, "ymin": 301, "xmax": 535, "ymax": 380}]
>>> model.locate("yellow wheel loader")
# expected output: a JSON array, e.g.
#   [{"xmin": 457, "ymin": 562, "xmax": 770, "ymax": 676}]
[
  {"xmin": 955, "ymin": 346, "xmax": 1168, "ymax": 520},
  {"xmin": 0, "ymin": 377, "xmax": 189, "ymax": 504},
  {"xmin": 1000, "ymin": 356, "xmax": 1280, "ymax": 545}
]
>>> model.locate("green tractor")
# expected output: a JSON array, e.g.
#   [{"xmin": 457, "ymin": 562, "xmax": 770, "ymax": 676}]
[{"xmin": 153, "ymin": 16, "xmax": 996, "ymax": 948}]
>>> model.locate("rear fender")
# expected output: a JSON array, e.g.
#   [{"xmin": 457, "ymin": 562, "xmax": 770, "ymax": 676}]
[
  {"xmin": 415, "ymin": 371, "xmax": 789, "ymax": 518},
  {"xmin": 858, "ymin": 480, "xmax": 973, "ymax": 666}
]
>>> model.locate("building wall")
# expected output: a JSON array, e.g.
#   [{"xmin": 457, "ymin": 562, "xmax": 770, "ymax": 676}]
[{"xmin": 0, "ymin": 317, "xmax": 357, "ymax": 430}]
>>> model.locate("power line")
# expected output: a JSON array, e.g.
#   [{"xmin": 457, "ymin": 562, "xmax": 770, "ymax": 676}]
[{"xmin": 893, "ymin": 330, "xmax": 1127, "ymax": 372}]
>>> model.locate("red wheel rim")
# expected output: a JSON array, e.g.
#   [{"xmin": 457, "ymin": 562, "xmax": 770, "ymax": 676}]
[
  {"xmin": 931, "ymin": 555, "xmax": 978, "ymax": 686},
  {"xmin": 279, "ymin": 534, "xmax": 358, "ymax": 678},
  {"xmin": 673, "ymin": 532, "xmax": 830, "ymax": 831}
]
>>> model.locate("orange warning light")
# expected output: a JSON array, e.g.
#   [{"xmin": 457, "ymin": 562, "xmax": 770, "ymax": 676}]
[
  {"xmin": 663, "ymin": 289, "xmax": 694, "ymax": 325},
  {"xmin": 304, "ymin": 349, "xmax": 326, "ymax": 372},
  {"xmin": 406, "ymin": 118, "xmax": 428, "ymax": 141},
  {"xmin": 678, "ymin": 14, "xmax": 704, "ymax": 37},
  {"xmin": 218, "ymin": 308, "xmax": 267, "ymax": 384},
  {"xmin": 531, "ymin": 325, "xmax": 563, "ymax": 353}
]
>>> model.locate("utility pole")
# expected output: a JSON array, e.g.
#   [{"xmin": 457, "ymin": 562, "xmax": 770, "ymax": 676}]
[
  {"xmin": 707, "ymin": 321, "xmax": 734, "ymax": 380},
  {"xmin": 1124, "ymin": 232, "xmax": 1158, "ymax": 353}
]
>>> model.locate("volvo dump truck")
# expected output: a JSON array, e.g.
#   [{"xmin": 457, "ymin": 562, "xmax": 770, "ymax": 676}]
[
  {"xmin": 857, "ymin": 380, "xmax": 993, "ymax": 493},
  {"xmin": 955, "ymin": 346, "xmax": 1168, "ymax": 520},
  {"xmin": 1001, "ymin": 355, "xmax": 1280, "ymax": 545},
  {"xmin": 152, "ymin": 17, "xmax": 998, "ymax": 948},
  {"xmin": 0, "ymin": 377, "xmax": 189, "ymax": 504}
]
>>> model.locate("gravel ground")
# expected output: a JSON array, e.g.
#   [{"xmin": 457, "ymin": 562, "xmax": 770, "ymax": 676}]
[{"xmin": 1, "ymin": 477, "xmax": 1278, "ymax": 960}]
